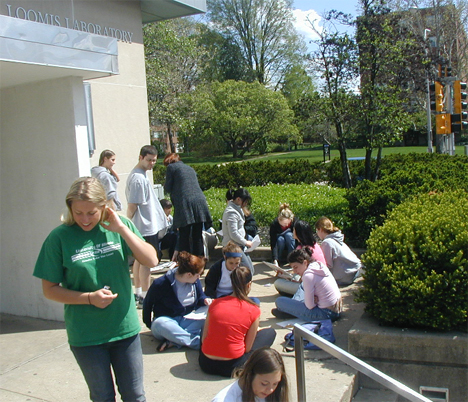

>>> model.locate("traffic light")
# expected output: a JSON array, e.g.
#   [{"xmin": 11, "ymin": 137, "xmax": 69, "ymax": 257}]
[
  {"xmin": 430, "ymin": 81, "xmax": 445, "ymax": 112},
  {"xmin": 452, "ymin": 81, "xmax": 468, "ymax": 133},
  {"xmin": 436, "ymin": 113, "xmax": 451, "ymax": 135}
]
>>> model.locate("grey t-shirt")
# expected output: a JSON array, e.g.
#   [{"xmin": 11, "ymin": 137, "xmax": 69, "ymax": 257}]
[{"xmin": 126, "ymin": 167, "xmax": 168, "ymax": 237}]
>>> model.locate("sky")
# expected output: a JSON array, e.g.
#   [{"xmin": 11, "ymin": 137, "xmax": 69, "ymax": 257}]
[{"xmin": 292, "ymin": 0, "xmax": 360, "ymax": 44}]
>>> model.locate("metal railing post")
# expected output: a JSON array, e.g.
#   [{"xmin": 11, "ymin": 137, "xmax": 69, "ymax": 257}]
[
  {"xmin": 293, "ymin": 324, "xmax": 433, "ymax": 402},
  {"xmin": 295, "ymin": 331, "xmax": 306, "ymax": 401}
]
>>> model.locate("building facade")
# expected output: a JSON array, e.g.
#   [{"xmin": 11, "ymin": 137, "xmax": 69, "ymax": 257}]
[{"xmin": 0, "ymin": 0, "xmax": 206, "ymax": 320}]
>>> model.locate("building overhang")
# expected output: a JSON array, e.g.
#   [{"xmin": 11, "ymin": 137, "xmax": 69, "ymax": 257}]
[
  {"xmin": 140, "ymin": 0, "xmax": 206, "ymax": 23},
  {"xmin": 0, "ymin": 14, "xmax": 118, "ymax": 90}
]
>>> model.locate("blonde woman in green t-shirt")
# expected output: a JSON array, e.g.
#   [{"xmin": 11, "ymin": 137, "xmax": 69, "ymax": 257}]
[{"xmin": 34, "ymin": 177, "xmax": 158, "ymax": 401}]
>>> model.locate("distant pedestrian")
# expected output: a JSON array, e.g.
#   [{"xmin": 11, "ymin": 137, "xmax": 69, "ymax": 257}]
[
  {"xmin": 91, "ymin": 149, "xmax": 122, "ymax": 210},
  {"xmin": 164, "ymin": 153, "xmax": 212, "ymax": 257}
]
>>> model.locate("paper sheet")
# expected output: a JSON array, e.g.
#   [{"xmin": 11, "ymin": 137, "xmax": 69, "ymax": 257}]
[
  {"xmin": 262, "ymin": 261, "xmax": 294, "ymax": 279},
  {"xmin": 184, "ymin": 305, "xmax": 209, "ymax": 320},
  {"xmin": 275, "ymin": 318, "xmax": 308, "ymax": 328},
  {"xmin": 245, "ymin": 234, "xmax": 261, "ymax": 253}
]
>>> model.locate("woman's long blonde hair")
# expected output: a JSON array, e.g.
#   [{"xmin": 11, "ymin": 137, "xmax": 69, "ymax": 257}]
[{"xmin": 63, "ymin": 177, "xmax": 107, "ymax": 225}]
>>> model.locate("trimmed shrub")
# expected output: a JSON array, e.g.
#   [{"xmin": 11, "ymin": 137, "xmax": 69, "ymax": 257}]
[
  {"xmin": 344, "ymin": 154, "xmax": 468, "ymax": 247},
  {"xmin": 357, "ymin": 190, "xmax": 468, "ymax": 331},
  {"xmin": 204, "ymin": 183, "xmax": 347, "ymax": 229},
  {"xmin": 153, "ymin": 159, "xmax": 326, "ymax": 191}
]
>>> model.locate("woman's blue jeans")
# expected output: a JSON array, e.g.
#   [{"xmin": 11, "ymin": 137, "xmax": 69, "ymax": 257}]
[
  {"xmin": 275, "ymin": 296, "xmax": 340, "ymax": 322},
  {"xmin": 151, "ymin": 315, "xmax": 205, "ymax": 349},
  {"xmin": 70, "ymin": 334, "xmax": 145, "ymax": 402},
  {"xmin": 274, "ymin": 231, "xmax": 295, "ymax": 262}
]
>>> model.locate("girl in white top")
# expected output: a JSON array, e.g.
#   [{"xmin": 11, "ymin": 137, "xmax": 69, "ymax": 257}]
[
  {"xmin": 222, "ymin": 188, "xmax": 254, "ymax": 274},
  {"xmin": 91, "ymin": 149, "xmax": 122, "ymax": 211},
  {"xmin": 212, "ymin": 348, "xmax": 290, "ymax": 402}
]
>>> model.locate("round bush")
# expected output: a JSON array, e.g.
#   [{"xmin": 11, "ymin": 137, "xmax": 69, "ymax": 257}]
[{"xmin": 357, "ymin": 190, "xmax": 468, "ymax": 331}]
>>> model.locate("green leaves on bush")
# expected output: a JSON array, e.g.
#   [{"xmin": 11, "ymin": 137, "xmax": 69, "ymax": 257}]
[
  {"xmin": 357, "ymin": 190, "xmax": 468, "ymax": 331},
  {"xmin": 158, "ymin": 159, "xmax": 325, "ymax": 191},
  {"xmin": 204, "ymin": 183, "xmax": 347, "ymax": 229},
  {"xmin": 344, "ymin": 154, "xmax": 468, "ymax": 248}
]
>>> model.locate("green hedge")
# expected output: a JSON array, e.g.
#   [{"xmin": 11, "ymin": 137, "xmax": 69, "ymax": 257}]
[
  {"xmin": 153, "ymin": 159, "xmax": 325, "ymax": 191},
  {"xmin": 344, "ymin": 154, "xmax": 468, "ymax": 248},
  {"xmin": 204, "ymin": 183, "xmax": 347, "ymax": 229},
  {"xmin": 357, "ymin": 190, "xmax": 468, "ymax": 330}
]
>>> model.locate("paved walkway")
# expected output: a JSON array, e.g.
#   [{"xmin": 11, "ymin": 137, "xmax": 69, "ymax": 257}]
[{"xmin": 0, "ymin": 262, "xmax": 365, "ymax": 402}]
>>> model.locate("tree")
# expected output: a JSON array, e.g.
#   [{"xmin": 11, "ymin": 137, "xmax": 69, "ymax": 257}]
[
  {"xmin": 206, "ymin": 0, "xmax": 305, "ymax": 86},
  {"xmin": 357, "ymin": 0, "xmax": 422, "ymax": 180},
  {"xmin": 184, "ymin": 80, "xmax": 300, "ymax": 157},
  {"xmin": 307, "ymin": 12, "xmax": 359, "ymax": 188},
  {"xmin": 197, "ymin": 26, "xmax": 256, "ymax": 83},
  {"xmin": 144, "ymin": 18, "xmax": 207, "ymax": 153}
]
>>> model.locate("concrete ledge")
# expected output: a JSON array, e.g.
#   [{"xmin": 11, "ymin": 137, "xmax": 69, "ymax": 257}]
[{"xmin": 348, "ymin": 313, "xmax": 468, "ymax": 401}]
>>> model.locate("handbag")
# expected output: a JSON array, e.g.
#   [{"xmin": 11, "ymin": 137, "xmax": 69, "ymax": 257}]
[{"xmin": 283, "ymin": 320, "xmax": 335, "ymax": 352}]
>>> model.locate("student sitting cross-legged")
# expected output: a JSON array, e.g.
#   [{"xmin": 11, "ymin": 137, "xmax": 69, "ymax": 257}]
[
  {"xmin": 199, "ymin": 266, "xmax": 276, "ymax": 378},
  {"xmin": 143, "ymin": 252, "xmax": 212, "ymax": 352}
]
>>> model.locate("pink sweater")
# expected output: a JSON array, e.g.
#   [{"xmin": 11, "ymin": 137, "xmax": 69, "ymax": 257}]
[
  {"xmin": 297, "ymin": 243, "xmax": 326, "ymax": 265},
  {"xmin": 302, "ymin": 261, "xmax": 341, "ymax": 309}
]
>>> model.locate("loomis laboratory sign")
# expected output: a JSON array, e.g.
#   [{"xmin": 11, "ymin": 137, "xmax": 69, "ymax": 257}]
[{"xmin": 5, "ymin": 3, "xmax": 134, "ymax": 43}]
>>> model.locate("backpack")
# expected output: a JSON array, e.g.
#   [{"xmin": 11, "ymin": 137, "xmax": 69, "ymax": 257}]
[{"xmin": 283, "ymin": 320, "xmax": 335, "ymax": 352}]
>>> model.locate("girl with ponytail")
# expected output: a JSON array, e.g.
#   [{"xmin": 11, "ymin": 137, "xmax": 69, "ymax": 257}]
[{"xmin": 199, "ymin": 266, "xmax": 276, "ymax": 377}]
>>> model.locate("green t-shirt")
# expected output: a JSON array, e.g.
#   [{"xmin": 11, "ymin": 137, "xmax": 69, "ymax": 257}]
[{"xmin": 34, "ymin": 216, "xmax": 142, "ymax": 347}]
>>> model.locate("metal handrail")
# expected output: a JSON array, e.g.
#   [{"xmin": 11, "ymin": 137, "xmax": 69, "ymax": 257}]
[{"xmin": 293, "ymin": 323, "xmax": 433, "ymax": 402}]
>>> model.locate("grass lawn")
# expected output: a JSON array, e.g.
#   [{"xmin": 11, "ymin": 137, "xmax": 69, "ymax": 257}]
[{"xmin": 170, "ymin": 145, "xmax": 467, "ymax": 166}]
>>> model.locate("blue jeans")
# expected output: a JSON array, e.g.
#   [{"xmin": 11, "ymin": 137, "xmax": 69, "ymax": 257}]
[
  {"xmin": 274, "ymin": 231, "xmax": 295, "ymax": 261},
  {"xmin": 151, "ymin": 315, "xmax": 205, "ymax": 349},
  {"xmin": 70, "ymin": 334, "xmax": 145, "ymax": 402},
  {"xmin": 275, "ymin": 296, "xmax": 340, "ymax": 322}
]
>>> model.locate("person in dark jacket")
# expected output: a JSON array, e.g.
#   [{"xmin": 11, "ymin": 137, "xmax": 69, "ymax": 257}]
[
  {"xmin": 270, "ymin": 203, "xmax": 296, "ymax": 265},
  {"xmin": 164, "ymin": 153, "xmax": 212, "ymax": 257},
  {"xmin": 143, "ymin": 252, "xmax": 212, "ymax": 352}
]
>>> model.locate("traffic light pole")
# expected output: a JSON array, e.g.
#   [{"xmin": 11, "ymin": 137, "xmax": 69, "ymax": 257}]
[{"xmin": 426, "ymin": 78, "xmax": 433, "ymax": 153}]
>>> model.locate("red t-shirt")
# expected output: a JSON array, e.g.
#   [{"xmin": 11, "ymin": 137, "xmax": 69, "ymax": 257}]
[{"xmin": 202, "ymin": 296, "xmax": 261, "ymax": 359}]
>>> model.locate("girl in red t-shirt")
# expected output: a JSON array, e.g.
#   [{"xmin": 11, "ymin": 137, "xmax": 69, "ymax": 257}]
[{"xmin": 199, "ymin": 266, "xmax": 276, "ymax": 377}]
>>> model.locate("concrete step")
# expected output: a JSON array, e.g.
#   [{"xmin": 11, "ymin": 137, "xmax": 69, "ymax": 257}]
[{"xmin": 352, "ymin": 387, "xmax": 398, "ymax": 402}]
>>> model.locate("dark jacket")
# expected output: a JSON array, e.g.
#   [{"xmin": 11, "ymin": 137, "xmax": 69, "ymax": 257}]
[
  {"xmin": 269, "ymin": 218, "xmax": 297, "ymax": 261},
  {"xmin": 244, "ymin": 213, "xmax": 258, "ymax": 239},
  {"xmin": 164, "ymin": 161, "xmax": 212, "ymax": 229},
  {"xmin": 142, "ymin": 268, "xmax": 207, "ymax": 329},
  {"xmin": 204, "ymin": 259, "xmax": 223, "ymax": 299}
]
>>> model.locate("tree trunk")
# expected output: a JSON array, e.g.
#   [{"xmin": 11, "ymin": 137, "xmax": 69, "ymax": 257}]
[
  {"xmin": 167, "ymin": 123, "xmax": 176, "ymax": 153},
  {"xmin": 364, "ymin": 148, "xmax": 373, "ymax": 180},
  {"xmin": 335, "ymin": 121, "xmax": 352, "ymax": 188},
  {"xmin": 373, "ymin": 146, "xmax": 383, "ymax": 181}
]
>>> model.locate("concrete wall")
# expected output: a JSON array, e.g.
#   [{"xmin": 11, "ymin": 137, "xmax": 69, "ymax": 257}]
[
  {"xmin": 0, "ymin": 76, "xmax": 87, "ymax": 320},
  {"xmin": 0, "ymin": 0, "xmax": 151, "ymax": 320},
  {"xmin": 348, "ymin": 313, "xmax": 468, "ymax": 402}
]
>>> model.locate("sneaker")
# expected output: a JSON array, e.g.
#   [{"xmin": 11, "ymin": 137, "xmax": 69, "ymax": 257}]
[
  {"xmin": 134, "ymin": 294, "xmax": 144, "ymax": 309},
  {"xmin": 271, "ymin": 308, "xmax": 295, "ymax": 319}
]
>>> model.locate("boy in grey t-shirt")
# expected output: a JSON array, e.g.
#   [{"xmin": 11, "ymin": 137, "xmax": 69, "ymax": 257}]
[{"xmin": 126, "ymin": 145, "xmax": 168, "ymax": 305}]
